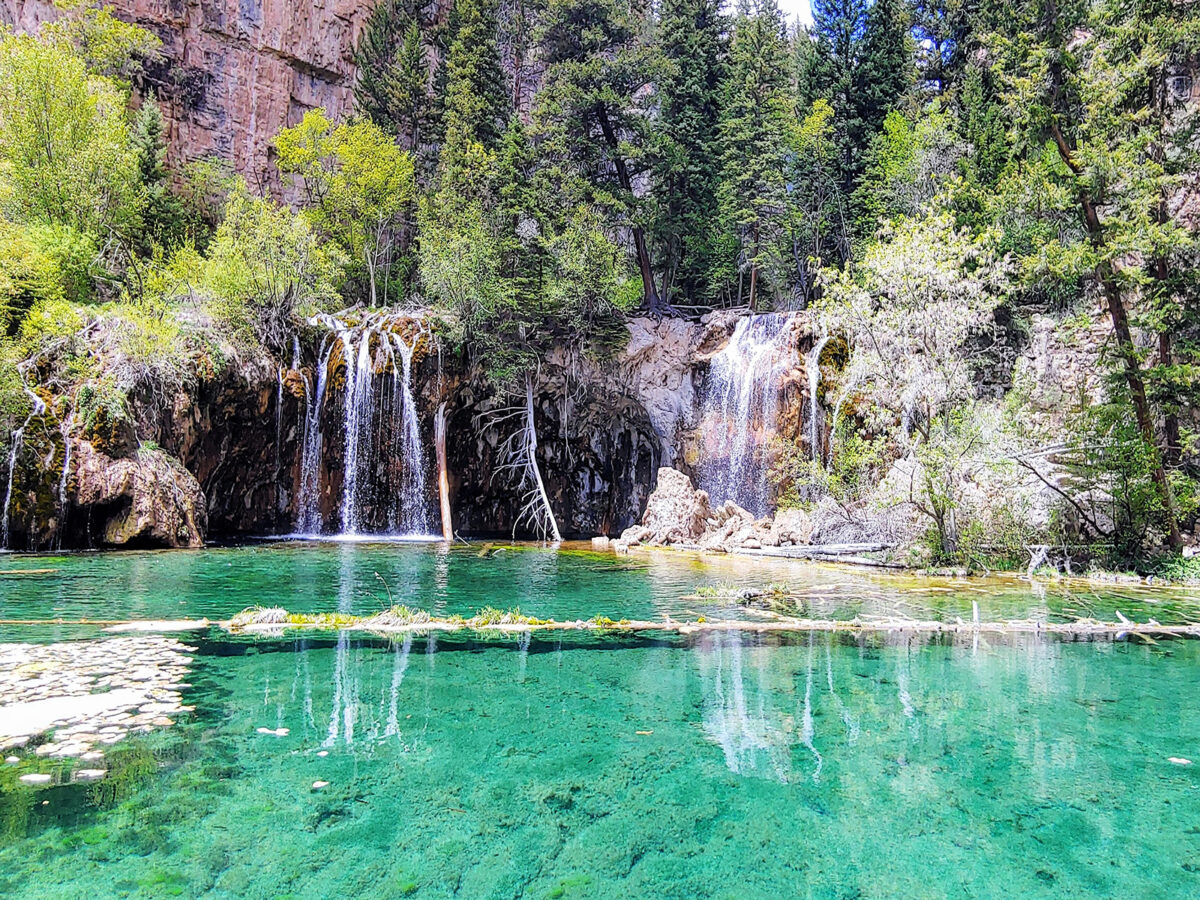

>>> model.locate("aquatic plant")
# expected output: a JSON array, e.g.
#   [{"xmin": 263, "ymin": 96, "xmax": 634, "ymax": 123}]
[{"xmin": 229, "ymin": 606, "xmax": 288, "ymax": 628}]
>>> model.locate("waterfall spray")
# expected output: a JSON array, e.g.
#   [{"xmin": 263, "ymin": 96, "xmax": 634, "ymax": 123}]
[
  {"xmin": 806, "ymin": 335, "xmax": 830, "ymax": 467},
  {"xmin": 297, "ymin": 310, "xmax": 433, "ymax": 537}
]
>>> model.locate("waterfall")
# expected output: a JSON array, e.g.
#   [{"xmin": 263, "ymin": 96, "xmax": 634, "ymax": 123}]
[
  {"xmin": 697, "ymin": 314, "xmax": 798, "ymax": 516},
  {"xmin": 296, "ymin": 310, "xmax": 432, "ymax": 537},
  {"xmin": 807, "ymin": 335, "xmax": 830, "ymax": 467},
  {"xmin": 1, "ymin": 387, "xmax": 46, "ymax": 549},
  {"xmin": 55, "ymin": 411, "xmax": 73, "ymax": 548},
  {"xmin": 295, "ymin": 336, "xmax": 333, "ymax": 534}
]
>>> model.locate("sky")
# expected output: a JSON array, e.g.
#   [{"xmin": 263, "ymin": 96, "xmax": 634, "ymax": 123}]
[{"xmin": 777, "ymin": 0, "xmax": 814, "ymax": 29}]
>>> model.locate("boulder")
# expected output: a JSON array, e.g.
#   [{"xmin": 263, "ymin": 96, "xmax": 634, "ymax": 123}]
[
  {"xmin": 71, "ymin": 442, "xmax": 207, "ymax": 548},
  {"xmin": 640, "ymin": 467, "xmax": 712, "ymax": 544},
  {"xmin": 771, "ymin": 508, "xmax": 814, "ymax": 546}
]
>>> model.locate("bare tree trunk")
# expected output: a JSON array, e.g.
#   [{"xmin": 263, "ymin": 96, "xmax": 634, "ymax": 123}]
[
  {"xmin": 524, "ymin": 376, "xmax": 561, "ymax": 542},
  {"xmin": 435, "ymin": 402, "xmax": 453, "ymax": 541},
  {"xmin": 1049, "ymin": 122, "xmax": 1183, "ymax": 550}
]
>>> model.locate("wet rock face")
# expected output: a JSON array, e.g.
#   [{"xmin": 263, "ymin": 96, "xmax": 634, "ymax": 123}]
[
  {"xmin": 149, "ymin": 356, "xmax": 299, "ymax": 538},
  {"xmin": 444, "ymin": 375, "xmax": 661, "ymax": 538}
]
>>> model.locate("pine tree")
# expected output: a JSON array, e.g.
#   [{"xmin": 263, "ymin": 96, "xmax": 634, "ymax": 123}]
[
  {"xmin": 907, "ymin": 0, "xmax": 973, "ymax": 96},
  {"xmin": 717, "ymin": 0, "xmax": 795, "ymax": 310},
  {"xmin": 650, "ymin": 0, "xmax": 727, "ymax": 305},
  {"xmin": 354, "ymin": 1, "xmax": 433, "ymax": 153},
  {"xmin": 535, "ymin": 0, "xmax": 665, "ymax": 312},
  {"xmin": 132, "ymin": 93, "xmax": 184, "ymax": 249},
  {"xmin": 856, "ymin": 0, "xmax": 912, "ymax": 133},
  {"xmin": 799, "ymin": 0, "xmax": 868, "ymax": 197},
  {"xmin": 440, "ymin": 0, "xmax": 508, "ymax": 161}
]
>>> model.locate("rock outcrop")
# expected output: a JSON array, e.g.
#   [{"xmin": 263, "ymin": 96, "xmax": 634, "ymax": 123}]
[
  {"xmin": 615, "ymin": 467, "xmax": 812, "ymax": 554},
  {"xmin": 70, "ymin": 441, "xmax": 207, "ymax": 548}
]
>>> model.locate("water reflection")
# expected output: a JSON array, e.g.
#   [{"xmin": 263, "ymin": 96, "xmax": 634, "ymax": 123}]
[{"xmin": 693, "ymin": 629, "xmax": 1148, "ymax": 787}]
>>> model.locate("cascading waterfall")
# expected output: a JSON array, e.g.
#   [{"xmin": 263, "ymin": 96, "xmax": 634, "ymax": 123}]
[
  {"xmin": 55, "ymin": 411, "xmax": 73, "ymax": 549},
  {"xmin": 807, "ymin": 335, "xmax": 830, "ymax": 467},
  {"xmin": 295, "ymin": 335, "xmax": 333, "ymax": 534},
  {"xmin": 1, "ymin": 387, "xmax": 46, "ymax": 549},
  {"xmin": 295, "ymin": 310, "xmax": 432, "ymax": 536},
  {"xmin": 697, "ymin": 314, "xmax": 798, "ymax": 516}
]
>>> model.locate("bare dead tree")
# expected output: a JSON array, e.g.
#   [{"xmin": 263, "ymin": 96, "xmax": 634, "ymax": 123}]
[{"xmin": 477, "ymin": 371, "xmax": 562, "ymax": 542}]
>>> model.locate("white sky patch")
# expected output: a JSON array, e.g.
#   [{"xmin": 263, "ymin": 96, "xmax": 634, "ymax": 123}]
[{"xmin": 776, "ymin": 0, "xmax": 814, "ymax": 30}]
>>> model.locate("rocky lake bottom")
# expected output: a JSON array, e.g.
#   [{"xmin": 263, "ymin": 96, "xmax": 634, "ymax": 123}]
[{"xmin": 1, "ymin": 542, "xmax": 1198, "ymax": 898}]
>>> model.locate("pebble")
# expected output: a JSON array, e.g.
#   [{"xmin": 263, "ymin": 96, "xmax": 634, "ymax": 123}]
[
  {"xmin": 312, "ymin": 780, "xmax": 329, "ymax": 790},
  {"xmin": 0, "ymin": 637, "xmax": 194, "ymax": 759},
  {"xmin": 1169, "ymin": 757, "xmax": 1192, "ymax": 766},
  {"xmin": 316, "ymin": 750, "xmax": 328, "ymax": 757},
  {"xmin": 256, "ymin": 727, "xmax": 290, "ymax": 737},
  {"xmin": 18, "ymin": 773, "xmax": 51, "ymax": 785},
  {"xmin": 4, "ymin": 755, "xmax": 18, "ymax": 764}
]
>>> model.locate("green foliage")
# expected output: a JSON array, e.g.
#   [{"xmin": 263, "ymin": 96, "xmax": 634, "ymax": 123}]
[
  {"xmin": 353, "ymin": 0, "xmax": 436, "ymax": 154},
  {"xmin": 650, "ymin": 0, "xmax": 726, "ymax": 305},
  {"xmin": 1062, "ymin": 400, "xmax": 1200, "ymax": 565},
  {"xmin": 0, "ymin": 223, "xmax": 66, "ymax": 332},
  {"xmin": 716, "ymin": 0, "xmax": 795, "ymax": 310},
  {"xmin": 0, "ymin": 30, "xmax": 142, "ymax": 242},
  {"xmin": 770, "ymin": 422, "xmax": 889, "ymax": 512},
  {"xmin": 43, "ymin": 0, "xmax": 162, "ymax": 80},
  {"xmin": 275, "ymin": 109, "xmax": 415, "ymax": 306},
  {"xmin": 132, "ymin": 94, "xmax": 188, "ymax": 251},
  {"xmin": 203, "ymin": 183, "xmax": 342, "ymax": 348}
]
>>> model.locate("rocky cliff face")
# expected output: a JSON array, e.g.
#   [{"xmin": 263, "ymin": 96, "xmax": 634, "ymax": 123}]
[
  {"xmin": 0, "ymin": 310, "xmax": 819, "ymax": 549},
  {"xmin": 2, "ymin": 0, "xmax": 372, "ymax": 190}
]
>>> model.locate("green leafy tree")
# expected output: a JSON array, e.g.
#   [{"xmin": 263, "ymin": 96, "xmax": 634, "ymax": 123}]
[
  {"xmin": 0, "ymin": 31, "xmax": 142, "ymax": 257},
  {"xmin": 989, "ymin": 0, "xmax": 1200, "ymax": 549},
  {"xmin": 204, "ymin": 183, "xmax": 342, "ymax": 349},
  {"xmin": 275, "ymin": 109, "xmax": 416, "ymax": 305},
  {"xmin": 44, "ymin": 0, "xmax": 162, "ymax": 80}
]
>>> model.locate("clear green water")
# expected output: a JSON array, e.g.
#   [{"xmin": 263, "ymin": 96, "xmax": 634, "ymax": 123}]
[{"xmin": 2, "ymin": 544, "xmax": 1200, "ymax": 898}]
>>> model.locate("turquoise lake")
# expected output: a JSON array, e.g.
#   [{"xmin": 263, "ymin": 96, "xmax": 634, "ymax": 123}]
[{"xmin": 1, "ymin": 542, "xmax": 1199, "ymax": 898}]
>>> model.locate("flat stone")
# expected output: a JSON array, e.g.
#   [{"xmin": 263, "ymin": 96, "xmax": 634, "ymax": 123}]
[
  {"xmin": 75, "ymin": 769, "xmax": 107, "ymax": 781},
  {"xmin": 18, "ymin": 773, "xmax": 51, "ymax": 785}
]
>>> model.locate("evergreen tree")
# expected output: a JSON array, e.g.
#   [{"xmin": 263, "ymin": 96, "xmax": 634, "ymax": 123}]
[
  {"xmin": 907, "ymin": 0, "xmax": 973, "ymax": 95},
  {"xmin": 354, "ymin": 0, "xmax": 433, "ymax": 153},
  {"xmin": 958, "ymin": 63, "xmax": 1006, "ymax": 190},
  {"xmin": 132, "ymin": 93, "xmax": 186, "ymax": 250},
  {"xmin": 856, "ymin": 0, "xmax": 912, "ymax": 132},
  {"xmin": 990, "ymin": 0, "xmax": 1200, "ymax": 550},
  {"xmin": 440, "ymin": 0, "xmax": 509, "ymax": 170},
  {"xmin": 799, "ymin": 0, "xmax": 868, "ymax": 198},
  {"xmin": 650, "ymin": 0, "xmax": 727, "ymax": 305},
  {"xmin": 535, "ymin": 0, "xmax": 665, "ymax": 312},
  {"xmin": 717, "ymin": 0, "xmax": 795, "ymax": 310}
]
